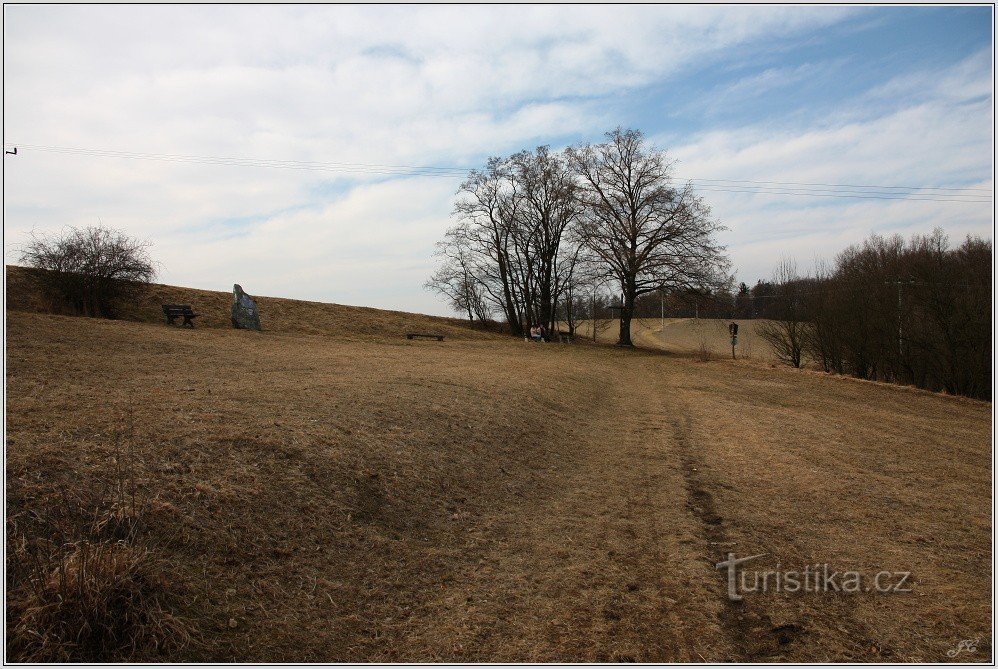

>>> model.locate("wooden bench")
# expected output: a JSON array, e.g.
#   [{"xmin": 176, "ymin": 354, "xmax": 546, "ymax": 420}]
[
  {"xmin": 406, "ymin": 333, "xmax": 444, "ymax": 341},
  {"xmin": 558, "ymin": 331, "xmax": 575, "ymax": 343},
  {"xmin": 162, "ymin": 304, "xmax": 199, "ymax": 327}
]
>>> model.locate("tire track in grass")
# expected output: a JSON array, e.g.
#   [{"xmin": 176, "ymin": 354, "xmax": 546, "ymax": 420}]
[
  {"xmin": 391, "ymin": 362, "xmax": 728, "ymax": 661},
  {"xmin": 670, "ymin": 410, "xmax": 805, "ymax": 660}
]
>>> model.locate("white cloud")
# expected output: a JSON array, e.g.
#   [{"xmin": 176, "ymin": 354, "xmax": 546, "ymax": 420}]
[
  {"xmin": 666, "ymin": 52, "xmax": 993, "ymax": 284},
  {"xmin": 2, "ymin": 6, "xmax": 989, "ymax": 315}
]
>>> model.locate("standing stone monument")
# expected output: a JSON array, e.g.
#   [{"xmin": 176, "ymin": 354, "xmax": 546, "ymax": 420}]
[{"xmin": 231, "ymin": 284, "xmax": 261, "ymax": 330}]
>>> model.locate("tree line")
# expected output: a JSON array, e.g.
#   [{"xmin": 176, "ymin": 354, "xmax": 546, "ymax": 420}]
[
  {"xmin": 426, "ymin": 128, "xmax": 730, "ymax": 346},
  {"xmin": 757, "ymin": 230, "xmax": 991, "ymax": 400}
]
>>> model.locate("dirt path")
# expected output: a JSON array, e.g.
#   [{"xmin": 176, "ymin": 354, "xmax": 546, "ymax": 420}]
[{"xmin": 388, "ymin": 365, "xmax": 735, "ymax": 662}]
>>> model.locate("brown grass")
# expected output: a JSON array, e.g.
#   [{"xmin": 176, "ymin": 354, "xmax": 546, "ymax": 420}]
[
  {"xmin": 7, "ymin": 540, "xmax": 192, "ymax": 662},
  {"xmin": 5, "ymin": 406, "xmax": 196, "ymax": 662},
  {"xmin": 5, "ymin": 273, "xmax": 992, "ymax": 662},
  {"xmin": 574, "ymin": 317, "xmax": 776, "ymax": 362}
]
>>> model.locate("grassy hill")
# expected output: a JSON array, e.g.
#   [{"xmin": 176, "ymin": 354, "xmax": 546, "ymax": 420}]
[
  {"xmin": 5, "ymin": 270, "xmax": 992, "ymax": 662},
  {"xmin": 5, "ymin": 265, "xmax": 503, "ymax": 341}
]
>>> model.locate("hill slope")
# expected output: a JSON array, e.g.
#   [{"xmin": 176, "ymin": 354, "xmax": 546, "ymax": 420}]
[
  {"xmin": 5, "ymin": 265, "xmax": 501, "ymax": 341},
  {"xmin": 5, "ymin": 276, "xmax": 992, "ymax": 662}
]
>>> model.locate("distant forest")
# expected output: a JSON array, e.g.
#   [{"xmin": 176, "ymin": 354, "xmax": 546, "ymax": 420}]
[{"xmin": 623, "ymin": 229, "xmax": 992, "ymax": 400}]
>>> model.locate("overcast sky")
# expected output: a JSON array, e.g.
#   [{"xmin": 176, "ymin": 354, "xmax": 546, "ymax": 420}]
[{"xmin": 3, "ymin": 6, "xmax": 993, "ymax": 316}]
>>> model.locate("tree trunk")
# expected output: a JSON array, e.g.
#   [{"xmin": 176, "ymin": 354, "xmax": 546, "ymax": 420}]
[
  {"xmin": 617, "ymin": 281, "xmax": 636, "ymax": 347},
  {"xmin": 539, "ymin": 282, "xmax": 553, "ymax": 338},
  {"xmin": 497, "ymin": 253, "xmax": 522, "ymax": 337}
]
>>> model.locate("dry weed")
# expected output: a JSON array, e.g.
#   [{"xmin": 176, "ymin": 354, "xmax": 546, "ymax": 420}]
[
  {"xmin": 695, "ymin": 338, "xmax": 713, "ymax": 362},
  {"xmin": 6, "ymin": 411, "xmax": 195, "ymax": 662},
  {"xmin": 7, "ymin": 540, "xmax": 192, "ymax": 662}
]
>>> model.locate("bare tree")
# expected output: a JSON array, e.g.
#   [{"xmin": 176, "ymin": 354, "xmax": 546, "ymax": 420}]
[
  {"xmin": 450, "ymin": 158, "xmax": 527, "ymax": 334},
  {"xmin": 570, "ymin": 255, "xmax": 616, "ymax": 342},
  {"xmin": 801, "ymin": 260, "xmax": 845, "ymax": 374},
  {"xmin": 425, "ymin": 228, "xmax": 490, "ymax": 321},
  {"xmin": 19, "ymin": 226, "xmax": 157, "ymax": 318},
  {"xmin": 438, "ymin": 148, "xmax": 583, "ymax": 338},
  {"xmin": 567, "ymin": 128, "xmax": 728, "ymax": 346},
  {"xmin": 756, "ymin": 259, "xmax": 809, "ymax": 368},
  {"xmin": 508, "ymin": 146, "xmax": 583, "ymax": 334}
]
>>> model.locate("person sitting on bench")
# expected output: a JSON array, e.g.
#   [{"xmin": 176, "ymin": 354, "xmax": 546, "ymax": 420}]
[{"xmin": 530, "ymin": 325, "xmax": 543, "ymax": 342}]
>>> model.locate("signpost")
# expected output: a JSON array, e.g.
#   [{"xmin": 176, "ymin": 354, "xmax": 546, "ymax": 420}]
[{"xmin": 728, "ymin": 322, "xmax": 739, "ymax": 360}]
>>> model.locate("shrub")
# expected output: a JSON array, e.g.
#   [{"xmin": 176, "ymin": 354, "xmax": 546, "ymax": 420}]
[
  {"xmin": 6, "ymin": 540, "xmax": 191, "ymax": 662},
  {"xmin": 18, "ymin": 226, "xmax": 156, "ymax": 318}
]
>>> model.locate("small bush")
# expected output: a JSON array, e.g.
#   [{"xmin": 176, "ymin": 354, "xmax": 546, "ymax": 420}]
[
  {"xmin": 695, "ymin": 339, "xmax": 713, "ymax": 363},
  {"xmin": 18, "ymin": 226, "xmax": 156, "ymax": 318}
]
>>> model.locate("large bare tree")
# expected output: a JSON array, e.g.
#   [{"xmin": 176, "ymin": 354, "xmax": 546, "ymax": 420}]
[
  {"xmin": 567, "ymin": 128, "xmax": 728, "ymax": 346},
  {"xmin": 436, "ymin": 148, "xmax": 583, "ymax": 337}
]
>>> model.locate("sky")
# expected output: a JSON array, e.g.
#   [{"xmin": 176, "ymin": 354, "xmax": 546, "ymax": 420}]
[{"xmin": 3, "ymin": 5, "xmax": 993, "ymax": 316}]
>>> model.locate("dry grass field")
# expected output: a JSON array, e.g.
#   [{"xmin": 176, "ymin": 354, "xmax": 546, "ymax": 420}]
[
  {"xmin": 5, "ymin": 267, "xmax": 993, "ymax": 662},
  {"xmin": 574, "ymin": 317, "xmax": 778, "ymax": 362}
]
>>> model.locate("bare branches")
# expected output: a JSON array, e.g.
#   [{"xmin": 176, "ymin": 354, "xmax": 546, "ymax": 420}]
[
  {"xmin": 567, "ymin": 128, "xmax": 729, "ymax": 346},
  {"xmin": 428, "ymin": 128, "xmax": 729, "ymax": 345},
  {"xmin": 425, "ymin": 227, "xmax": 491, "ymax": 322},
  {"xmin": 756, "ymin": 231, "xmax": 991, "ymax": 399},
  {"xmin": 18, "ymin": 226, "xmax": 157, "ymax": 318},
  {"xmin": 755, "ymin": 259, "xmax": 808, "ymax": 368},
  {"xmin": 431, "ymin": 147, "xmax": 583, "ymax": 337}
]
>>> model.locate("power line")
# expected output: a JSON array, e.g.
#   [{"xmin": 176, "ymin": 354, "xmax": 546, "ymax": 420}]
[
  {"xmin": 5, "ymin": 142, "xmax": 992, "ymax": 203},
  {"xmin": 688, "ymin": 177, "xmax": 992, "ymax": 193},
  {"xmin": 695, "ymin": 183, "xmax": 990, "ymax": 198},
  {"xmin": 693, "ymin": 186, "xmax": 991, "ymax": 204}
]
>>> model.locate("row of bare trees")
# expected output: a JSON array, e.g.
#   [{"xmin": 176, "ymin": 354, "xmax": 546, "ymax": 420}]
[
  {"xmin": 758, "ymin": 230, "xmax": 991, "ymax": 399},
  {"xmin": 427, "ymin": 128, "xmax": 730, "ymax": 345}
]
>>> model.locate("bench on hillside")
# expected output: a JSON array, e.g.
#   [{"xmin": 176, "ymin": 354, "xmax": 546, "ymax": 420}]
[
  {"xmin": 558, "ymin": 331, "xmax": 575, "ymax": 343},
  {"xmin": 406, "ymin": 333, "xmax": 444, "ymax": 341},
  {"xmin": 162, "ymin": 304, "xmax": 199, "ymax": 327}
]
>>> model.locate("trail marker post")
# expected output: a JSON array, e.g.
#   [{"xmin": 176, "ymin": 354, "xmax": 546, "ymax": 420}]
[{"xmin": 728, "ymin": 322, "xmax": 739, "ymax": 360}]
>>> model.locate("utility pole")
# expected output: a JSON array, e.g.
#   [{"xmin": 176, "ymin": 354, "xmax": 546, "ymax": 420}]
[
  {"xmin": 889, "ymin": 279, "xmax": 913, "ymax": 370},
  {"xmin": 897, "ymin": 281, "xmax": 902, "ymax": 359}
]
